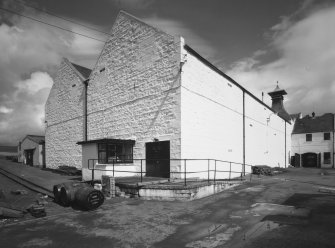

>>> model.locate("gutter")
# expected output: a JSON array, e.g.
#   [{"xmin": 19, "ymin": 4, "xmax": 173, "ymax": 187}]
[
  {"xmin": 83, "ymin": 79, "xmax": 89, "ymax": 141},
  {"xmin": 333, "ymin": 114, "xmax": 335, "ymax": 168}
]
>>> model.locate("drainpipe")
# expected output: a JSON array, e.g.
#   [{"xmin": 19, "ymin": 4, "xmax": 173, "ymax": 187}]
[
  {"xmin": 285, "ymin": 121, "xmax": 287, "ymax": 168},
  {"xmin": 333, "ymin": 114, "xmax": 335, "ymax": 168},
  {"xmin": 83, "ymin": 79, "xmax": 89, "ymax": 141},
  {"xmin": 243, "ymin": 91, "xmax": 246, "ymax": 175}
]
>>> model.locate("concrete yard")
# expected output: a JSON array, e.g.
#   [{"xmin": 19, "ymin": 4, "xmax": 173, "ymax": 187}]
[{"xmin": 1, "ymin": 163, "xmax": 335, "ymax": 247}]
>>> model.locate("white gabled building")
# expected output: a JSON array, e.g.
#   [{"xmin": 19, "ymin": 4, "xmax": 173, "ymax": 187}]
[
  {"xmin": 45, "ymin": 11, "xmax": 293, "ymax": 181},
  {"xmin": 291, "ymin": 113, "xmax": 334, "ymax": 168}
]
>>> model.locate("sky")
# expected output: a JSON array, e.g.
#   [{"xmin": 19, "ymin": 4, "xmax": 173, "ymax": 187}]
[{"xmin": 0, "ymin": 0, "xmax": 335, "ymax": 145}]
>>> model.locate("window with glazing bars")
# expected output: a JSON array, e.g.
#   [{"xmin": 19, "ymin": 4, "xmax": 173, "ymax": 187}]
[{"xmin": 98, "ymin": 143, "xmax": 133, "ymax": 163}]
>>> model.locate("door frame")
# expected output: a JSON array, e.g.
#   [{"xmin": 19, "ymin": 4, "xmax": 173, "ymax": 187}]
[{"xmin": 145, "ymin": 140, "xmax": 170, "ymax": 178}]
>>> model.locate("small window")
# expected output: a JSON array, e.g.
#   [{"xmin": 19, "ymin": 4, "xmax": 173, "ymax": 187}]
[
  {"xmin": 324, "ymin": 152, "xmax": 331, "ymax": 164},
  {"xmin": 98, "ymin": 142, "xmax": 133, "ymax": 164},
  {"xmin": 306, "ymin": 134, "xmax": 312, "ymax": 142},
  {"xmin": 324, "ymin": 133, "xmax": 330, "ymax": 140}
]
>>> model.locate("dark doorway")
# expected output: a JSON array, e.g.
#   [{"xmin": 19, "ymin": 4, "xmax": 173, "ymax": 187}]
[
  {"xmin": 294, "ymin": 153, "xmax": 300, "ymax": 167},
  {"xmin": 302, "ymin": 152, "xmax": 317, "ymax": 167},
  {"xmin": 25, "ymin": 149, "xmax": 34, "ymax": 166},
  {"xmin": 146, "ymin": 141, "xmax": 170, "ymax": 178}
]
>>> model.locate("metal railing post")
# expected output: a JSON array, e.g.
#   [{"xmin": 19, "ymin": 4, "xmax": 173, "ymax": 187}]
[
  {"xmin": 229, "ymin": 162, "xmax": 231, "ymax": 180},
  {"xmin": 91, "ymin": 160, "xmax": 95, "ymax": 182},
  {"xmin": 214, "ymin": 160, "xmax": 216, "ymax": 184},
  {"xmin": 113, "ymin": 159, "xmax": 115, "ymax": 177},
  {"xmin": 184, "ymin": 159, "xmax": 187, "ymax": 186},
  {"xmin": 208, "ymin": 159, "xmax": 210, "ymax": 184},
  {"xmin": 141, "ymin": 159, "xmax": 143, "ymax": 182}
]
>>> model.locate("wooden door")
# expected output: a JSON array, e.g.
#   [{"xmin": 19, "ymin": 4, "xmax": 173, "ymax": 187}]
[
  {"xmin": 302, "ymin": 152, "xmax": 317, "ymax": 167},
  {"xmin": 145, "ymin": 141, "xmax": 170, "ymax": 178},
  {"xmin": 25, "ymin": 149, "xmax": 34, "ymax": 166}
]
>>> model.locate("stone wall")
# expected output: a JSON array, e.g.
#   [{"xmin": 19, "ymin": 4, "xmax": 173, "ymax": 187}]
[
  {"xmin": 45, "ymin": 59, "xmax": 85, "ymax": 168},
  {"xmin": 86, "ymin": 12, "xmax": 181, "ymax": 173}
]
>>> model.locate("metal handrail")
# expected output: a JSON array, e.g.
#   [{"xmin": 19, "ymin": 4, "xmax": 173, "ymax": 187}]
[{"xmin": 87, "ymin": 158, "xmax": 254, "ymax": 186}]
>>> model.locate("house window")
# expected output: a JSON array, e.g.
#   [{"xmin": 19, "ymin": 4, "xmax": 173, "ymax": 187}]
[
  {"xmin": 306, "ymin": 134, "xmax": 312, "ymax": 142},
  {"xmin": 324, "ymin": 133, "xmax": 331, "ymax": 140},
  {"xmin": 98, "ymin": 143, "xmax": 133, "ymax": 164},
  {"xmin": 324, "ymin": 152, "xmax": 331, "ymax": 164}
]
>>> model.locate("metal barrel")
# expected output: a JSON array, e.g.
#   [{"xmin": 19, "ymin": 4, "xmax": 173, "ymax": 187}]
[
  {"xmin": 59, "ymin": 182, "xmax": 87, "ymax": 207},
  {"xmin": 74, "ymin": 187, "xmax": 104, "ymax": 211},
  {"xmin": 53, "ymin": 184, "xmax": 63, "ymax": 203}
]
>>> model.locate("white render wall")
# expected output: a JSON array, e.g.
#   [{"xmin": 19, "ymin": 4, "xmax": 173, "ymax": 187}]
[
  {"xmin": 291, "ymin": 132, "xmax": 334, "ymax": 168},
  {"xmin": 180, "ymin": 45, "xmax": 291, "ymax": 179},
  {"xmin": 244, "ymin": 94, "xmax": 287, "ymax": 168},
  {"xmin": 180, "ymin": 47, "xmax": 243, "ymax": 179}
]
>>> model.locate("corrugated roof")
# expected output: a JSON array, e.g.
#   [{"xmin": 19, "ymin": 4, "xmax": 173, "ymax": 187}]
[
  {"xmin": 292, "ymin": 113, "xmax": 334, "ymax": 134},
  {"xmin": 70, "ymin": 62, "xmax": 91, "ymax": 79}
]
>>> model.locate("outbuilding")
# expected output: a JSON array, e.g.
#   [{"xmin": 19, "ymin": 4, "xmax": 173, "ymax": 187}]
[{"xmin": 18, "ymin": 135, "xmax": 45, "ymax": 168}]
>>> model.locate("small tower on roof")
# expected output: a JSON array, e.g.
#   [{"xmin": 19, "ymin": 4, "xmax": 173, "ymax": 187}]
[{"xmin": 268, "ymin": 82, "xmax": 291, "ymax": 122}]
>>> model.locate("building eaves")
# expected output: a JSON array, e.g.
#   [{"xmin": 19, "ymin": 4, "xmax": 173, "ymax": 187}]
[
  {"xmin": 24, "ymin": 135, "xmax": 45, "ymax": 144},
  {"xmin": 183, "ymin": 44, "xmax": 291, "ymax": 124}
]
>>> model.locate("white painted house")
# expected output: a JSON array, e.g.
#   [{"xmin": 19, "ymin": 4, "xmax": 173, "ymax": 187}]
[
  {"xmin": 291, "ymin": 113, "xmax": 334, "ymax": 168},
  {"xmin": 45, "ymin": 11, "xmax": 292, "ymax": 181}
]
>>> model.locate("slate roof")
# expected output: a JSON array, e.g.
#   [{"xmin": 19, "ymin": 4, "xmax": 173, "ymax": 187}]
[
  {"xmin": 277, "ymin": 109, "xmax": 292, "ymax": 123},
  {"xmin": 70, "ymin": 62, "xmax": 91, "ymax": 79},
  {"xmin": 290, "ymin": 113, "xmax": 301, "ymax": 120},
  {"xmin": 292, "ymin": 113, "xmax": 334, "ymax": 134},
  {"xmin": 24, "ymin": 135, "xmax": 45, "ymax": 144}
]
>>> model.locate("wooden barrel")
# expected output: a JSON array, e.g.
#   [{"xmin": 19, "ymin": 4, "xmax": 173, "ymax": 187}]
[
  {"xmin": 59, "ymin": 182, "xmax": 87, "ymax": 207},
  {"xmin": 74, "ymin": 187, "xmax": 104, "ymax": 211}
]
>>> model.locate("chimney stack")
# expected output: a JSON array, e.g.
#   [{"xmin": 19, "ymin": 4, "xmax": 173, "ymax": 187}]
[{"xmin": 268, "ymin": 82, "xmax": 291, "ymax": 122}]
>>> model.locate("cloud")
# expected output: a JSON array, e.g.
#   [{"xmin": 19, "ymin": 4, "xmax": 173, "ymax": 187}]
[
  {"xmin": 0, "ymin": 71, "xmax": 53, "ymax": 144},
  {"xmin": 0, "ymin": 106, "xmax": 13, "ymax": 114},
  {"xmin": 226, "ymin": 3, "xmax": 335, "ymax": 115},
  {"xmin": 109, "ymin": 0, "xmax": 155, "ymax": 10},
  {"xmin": 0, "ymin": 1, "xmax": 102, "ymax": 145},
  {"xmin": 143, "ymin": 16, "xmax": 216, "ymax": 59}
]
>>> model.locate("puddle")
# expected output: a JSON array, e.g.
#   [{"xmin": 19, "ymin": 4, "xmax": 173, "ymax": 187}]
[
  {"xmin": 18, "ymin": 237, "xmax": 53, "ymax": 247},
  {"xmin": 243, "ymin": 221, "xmax": 279, "ymax": 241},
  {"xmin": 185, "ymin": 225, "xmax": 240, "ymax": 248},
  {"xmin": 241, "ymin": 186, "xmax": 265, "ymax": 192},
  {"xmin": 251, "ymin": 203, "xmax": 309, "ymax": 217}
]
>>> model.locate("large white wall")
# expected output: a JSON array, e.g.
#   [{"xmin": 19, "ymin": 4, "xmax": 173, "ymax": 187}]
[
  {"xmin": 180, "ymin": 44, "xmax": 291, "ymax": 179},
  {"xmin": 244, "ymin": 94, "xmax": 287, "ymax": 168}
]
